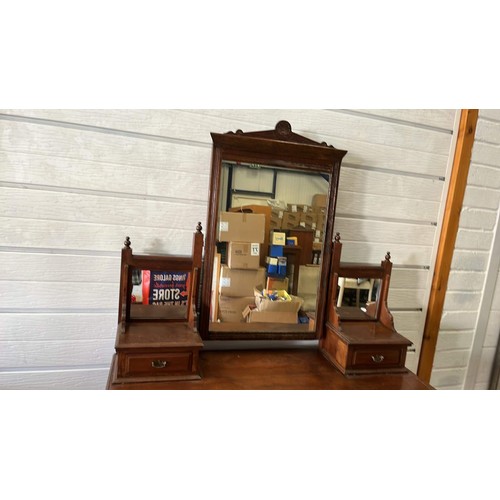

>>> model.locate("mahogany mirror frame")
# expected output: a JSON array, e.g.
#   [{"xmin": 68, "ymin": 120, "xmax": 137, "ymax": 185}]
[{"xmin": 199, "ymin": 121, "xmax": 348, "ymax": 341}]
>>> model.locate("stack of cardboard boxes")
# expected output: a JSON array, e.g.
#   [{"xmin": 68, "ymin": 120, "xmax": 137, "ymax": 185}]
[
  {"xmin": 215, "ymin": 211, "xmax": 305, "ymax": 324},
  {"xmin": 269, "ymin": 207, "xmax": 283, "ymax": 231},
  {"xmin": 228, "ymin": 194, "xmax": 328, "ymax": 247},
  {"xmin": 214, "ymin": 193, "xmax": 328, "ymax": 324},
  {"xmin": 310, "ymin": 194, "xmax": 327, "ymax": 250},
  {"xmin": 216, "ymin": 212, "xmax": 266, "ymax": 323},
  {"xmin": 271, "ymin": 194, "xmax": 327, "ymax": 240},
  {"xmin": 267, "ymin": 195, "xmax": 327, "ymax": 259}
]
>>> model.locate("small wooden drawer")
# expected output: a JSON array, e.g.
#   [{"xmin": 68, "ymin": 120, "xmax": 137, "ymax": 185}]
[
  {"xmin": 320, "ymin": 325, "xmax": 410, "ymax": 376},
  {"xmin": 121, "ymin": 351, "xmax": 193, "ymax": 378},
  {"xmin": 351, "ymin": 348, "xmax": 403, "ymax": 369}
]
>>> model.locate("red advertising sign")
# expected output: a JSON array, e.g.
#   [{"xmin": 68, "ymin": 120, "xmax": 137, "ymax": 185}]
[{"xmin": 142, "ymin": 270, "xmax": 191, "ymax": 306}]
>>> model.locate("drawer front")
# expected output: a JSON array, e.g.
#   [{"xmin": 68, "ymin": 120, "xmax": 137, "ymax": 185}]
[
  {"xmin": 123, "ymin": 351, "xmax": 193, "ymax": 378},
  {"xmin": 351, "ymin": 348, "xmax": 403, "ymax": 369}
]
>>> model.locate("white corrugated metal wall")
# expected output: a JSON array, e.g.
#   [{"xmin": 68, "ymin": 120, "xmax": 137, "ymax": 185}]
[{"xmin": 1, "ymin": 109, "xmax": 497, "ymax": 389}]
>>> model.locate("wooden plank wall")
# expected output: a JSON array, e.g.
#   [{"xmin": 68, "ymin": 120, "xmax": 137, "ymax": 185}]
[
  {"xmin": 0, "ymin": 109, "xmax": 457, "ymax": 389},
  {"xmin": 432, "ymin": 110, "xmax": 500, "ymax": 389}
]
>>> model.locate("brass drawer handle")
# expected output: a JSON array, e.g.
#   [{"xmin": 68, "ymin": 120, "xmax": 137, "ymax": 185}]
[
  {"xmin": 152, "ymin": 360, "xmax": 168, "ymax": 369},
  {"xmin": 371, "ymin": 354, "xmax": 385, "ymax": 363}
]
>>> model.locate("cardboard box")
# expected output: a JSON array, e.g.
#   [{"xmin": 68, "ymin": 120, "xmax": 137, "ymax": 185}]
[
  {"xmin": 218, "ymin": 212, "xmax": 265, "ymax": 243},
  {"xmin": 287, "ymin": 203, "xmax": 312, "ymax": 213},
  {"xmin": 266, "ymin": 256, "xmax": 286, "ymax": 277},
  {"xmin": 245, "ymin": 309, "xmax": 298, "ymax": 324},
  {"xmin": 281, "ymin": 220, "xmax": 297, "ymax": 230},
  {"xmin": 266, "ymin": 256, "xmax": 278, "ymax": 274},
  {"xmin": 269, "ymin": 218, "xmax": 281, "ymax": 231},
  {"xmin": 219, "ymin": 265, "xmax": 266, "ymax": 297},
  {"xmin": 298, "ymin": 221, "xmax": 314, "ymax": 230},
  {"xmin": 270, "ymin": 231, "xmax": 286, "ymax": 246},
  {"xmin": 228, "ymin": 205, "xmax": 271, "ymax": 267},
  {"xmin": 277, "ymin": 257, "xmax": 287, "ymax": 277},
  {"xmin": 270, "ymin": 208, "xmax": 284, "ymax": 219},
  {"xmin": 266, "ymin": 276, "xmax": 289, "ymax": 292},
  {"xmin": 297, "ymin": 265, "xmax": 321, "ymax": 295},
  {"xmin": 227, "ymin": 242, "xmax": 261, "ymax": 269},
  {"xmin": 316, "ymin": 213, "xmax": 326, "ymax": 231},
  {"xmin": 218, "ymin": 295, "xmax": 255, "ymax": 322},
  {"xmin": 254, "ymin": 287, "xmax": 304, "ymax": 313},
  {"xmin": 313, "ymin": 241, "xmax": 323, "ymax": 251},
  {"xmin": 314, "ymin": 229, "xmax": 323, "ymax": 240},
  {"xmin": 300, "ymin": 212, "xmax": 317, "ymax": 226},
  {"xmin": 269, "ymin": 244, "xmax": 284, "ymax": 257},
  {"xmin": 312, "ymin": 194, "xmax": 327, "ymax": 211},
  {"xmin": 281, "ymin": 211, "xmax": 301, "ymax": 229}
]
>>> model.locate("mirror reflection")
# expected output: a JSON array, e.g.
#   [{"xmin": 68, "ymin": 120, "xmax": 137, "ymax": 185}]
[
  {"xmin": 336, "ymin": 276, "xmax": 381, "ymax": 320},
  {"xmin": 130, "ymin": 268, "xmax": 191, "ymax": 320},
  {"xmin": 209, "ymin": 161, "xmax": 330, "ymax": 332}
]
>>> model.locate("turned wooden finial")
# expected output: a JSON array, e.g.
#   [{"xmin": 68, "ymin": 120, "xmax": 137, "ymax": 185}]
[
  {"xmin": 385, "ymin": 251, "xmax": 391, "ymax": 261},
  {"xmin": 196, "ymin": 222, "xmax": 203, "ymax": 233},
  {"xmin": 334, "ymin": 232, "xmax": 341, "ymax": 242},
  {"xmin": 124, "ymin": 236, "xmax": 131, "ymax": 248}
]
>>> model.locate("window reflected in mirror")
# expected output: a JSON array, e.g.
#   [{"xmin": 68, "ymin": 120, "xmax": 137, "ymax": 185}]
[
  {"xmin": 336, "ymin": 277, "xmax": 382, "ymax": 320},
  {"xmin": 130, "ymin": 268, "xmax": 191, "ymax": 320},
  {"xmin": 209, "ymin": 161, "xmax": 330, "ymax": 333}
]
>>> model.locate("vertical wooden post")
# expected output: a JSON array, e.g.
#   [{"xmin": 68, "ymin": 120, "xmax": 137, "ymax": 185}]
[{"xmin": 417, "ymin": 109, "xmax": 479, "ymax": 384}]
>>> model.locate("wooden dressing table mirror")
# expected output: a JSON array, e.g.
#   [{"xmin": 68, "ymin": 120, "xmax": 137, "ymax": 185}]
[
  {"xmin": 320, "ymin": 234, "xmax": 413, "ymax": 376},
  {"xmin": 200, "ymin": 120, "xmax": 346, "ymax": 341},
  {"xmin": 106, "ymin": 121, "xmax": 431, "ymax": 390}
]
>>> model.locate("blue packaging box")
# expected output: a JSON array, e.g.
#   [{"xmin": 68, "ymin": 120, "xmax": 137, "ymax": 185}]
[
  {"xmin": 266, "ymin": 256, "xmax": 278, "ymax": 275},
  {"xmin": 277, "ymin": 257, "xmax": 287, "ymax": 277},
  {"xmin": 269, "ymin": 245, "xmax": 284, "ymax": 257}
]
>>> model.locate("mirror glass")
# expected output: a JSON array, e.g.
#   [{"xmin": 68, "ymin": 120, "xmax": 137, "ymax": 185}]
[
  {"xmin": 209, "ymin": 161, "xmax": 330, "ymax": 333},
  {"xmin": 130, "ymin": 268, "xmax": 191, "ymax": 320},
  {"xmin": 336, "ymin": 276, "xmax": 381, "ymax": 320}
]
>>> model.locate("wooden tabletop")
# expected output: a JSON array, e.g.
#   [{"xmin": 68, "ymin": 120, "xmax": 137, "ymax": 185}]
[{"xmin": 107, "ymin": 348, "xmax": 432, "ymax": 390}]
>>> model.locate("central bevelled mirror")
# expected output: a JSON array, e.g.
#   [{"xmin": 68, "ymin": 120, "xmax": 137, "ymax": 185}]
[{"xmin": 199, "ymin": 121, "xmax": 347, "ymax": 340}]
